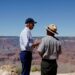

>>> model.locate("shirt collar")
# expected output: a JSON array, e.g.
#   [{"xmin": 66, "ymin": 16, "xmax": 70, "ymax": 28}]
[{"xmin": 25, "ymin": 27, "xmax": 30, "ymax": 31}]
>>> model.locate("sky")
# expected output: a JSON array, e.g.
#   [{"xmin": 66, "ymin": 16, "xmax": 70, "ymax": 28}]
[{"xmin": 0, "ymin": 0, "xmax": 75, "ymax": 37}]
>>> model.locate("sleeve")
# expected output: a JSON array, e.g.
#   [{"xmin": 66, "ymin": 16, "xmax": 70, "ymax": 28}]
[
  {"xmin": 37, "ymin": 38, "xmax": 45, "ymax": 56},
  {"xmin": 27, "ymin": 30, "xmax": 33, "ymax": 47},
  {"xmin": 21, "ymin": 31, "xmax": 29, "ymax": 48}
]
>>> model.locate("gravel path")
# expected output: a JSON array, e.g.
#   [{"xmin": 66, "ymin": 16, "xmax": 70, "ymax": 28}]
[{"xmin": 30, "ymin": 72, "xmax": 75, "ymax": 75}]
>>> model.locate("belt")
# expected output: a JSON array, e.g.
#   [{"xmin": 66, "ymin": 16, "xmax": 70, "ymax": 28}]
[
  {"xmin": 42, "ymin": 59, "xmax": 56, "ymax": 62},
  {"xmin": 20, "ymin": 50, "xmax": 32, "ymax": 53}
]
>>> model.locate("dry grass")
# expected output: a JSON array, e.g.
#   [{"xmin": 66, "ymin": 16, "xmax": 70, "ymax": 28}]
[{"xmin": 31, "ymin": 65, "xmax": 40, "ymax": 72}]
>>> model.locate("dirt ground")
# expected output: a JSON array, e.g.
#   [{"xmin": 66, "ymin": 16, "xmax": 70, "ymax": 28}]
[{"xmin": 30, "ymin": 72, "xmax": 75, "ymax": 75}]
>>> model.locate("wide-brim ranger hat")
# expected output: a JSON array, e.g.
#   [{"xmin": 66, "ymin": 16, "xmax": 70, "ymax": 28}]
[
  {"xmin": 25, "ymin": 18, "xmax": 37, "ymax": 24},
  {"xmin": 46, "ymin": 24, "xmax": 58, "ymax": 34}
]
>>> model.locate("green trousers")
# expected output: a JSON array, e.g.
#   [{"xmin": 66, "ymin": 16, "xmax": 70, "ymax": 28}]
[{"xmin": 41, "ymin": 59, "xmax": 57, "ymax": 75}]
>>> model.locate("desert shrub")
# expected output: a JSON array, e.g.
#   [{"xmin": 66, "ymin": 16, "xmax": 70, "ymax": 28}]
[
  {"xmin": 31, "ymin": 65, "xmax": 40, "ymax": 72},
  {"xmin": 0, "ymin": 64, "xmax": 21, "ymax": 75}
]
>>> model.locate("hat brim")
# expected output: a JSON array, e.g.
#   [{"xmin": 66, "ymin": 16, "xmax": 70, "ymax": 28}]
[
  {"xmin": 46, "ymin": 29, "xmax": 58, "ymax": 34},
  {"xmin": 34, "ymin": 22, "xmax": 37, "ymax": 24}
]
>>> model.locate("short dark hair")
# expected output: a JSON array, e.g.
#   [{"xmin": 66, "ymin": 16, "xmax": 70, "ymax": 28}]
[{"xmin": 47, "ymin": 30, "xmax": 54, "ymax": 36}]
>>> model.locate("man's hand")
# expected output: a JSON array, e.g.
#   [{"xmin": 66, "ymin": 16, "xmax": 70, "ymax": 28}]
[{"xmin": 32, "ymin": 39, "xmax": 41, "ymax": 48}]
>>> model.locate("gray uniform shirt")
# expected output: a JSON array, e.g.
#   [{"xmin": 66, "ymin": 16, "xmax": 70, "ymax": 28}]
[{"xmin": 38, "ymin": 35, "xmax": 61, "ymax": 60}]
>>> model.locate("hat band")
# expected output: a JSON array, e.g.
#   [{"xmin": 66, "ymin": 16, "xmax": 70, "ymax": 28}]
[{"xmin": 47, "ymin": 27, "xmax": 58, "ymax": 34}]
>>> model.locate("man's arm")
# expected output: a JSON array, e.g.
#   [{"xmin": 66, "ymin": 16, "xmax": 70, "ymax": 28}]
[
  {"xmin": 37, "ymin": 38, "xmax": 45, "ymax": 57},
  {"xmin": 31, "ymin": 39, "xmax": 41, "ymax": 48},
  {"xmin": 32, "ymin": 42, "xmax": 40, "ymax": 48},
  {"xmin": 28, "ymin": 31, "xmax": 40, "ymax": 48},
  {"xmin": 59, "ymin": 45, "xmax": 62, "ymax": 54},
  {"xmin": 21, "ymin": 32, "xmax": 29, "ymax": 48},
  {"xmin": 58, "ymin": 42, "xmax": 62, "ymax": 55}
]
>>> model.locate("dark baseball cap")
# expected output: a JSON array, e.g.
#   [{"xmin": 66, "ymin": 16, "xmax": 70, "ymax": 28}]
[{"xmin": 25, "ymin": 18, "xmax": 37, "ymax": 24}]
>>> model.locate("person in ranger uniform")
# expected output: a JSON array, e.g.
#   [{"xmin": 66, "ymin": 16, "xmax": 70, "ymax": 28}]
[
  {"xmin": 38, "ymin": 24, "xmax": 62, "ymax": 75},
  {"xmin": 20, "ymin": 18, "xmax": 39, "ymax": 75}
]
